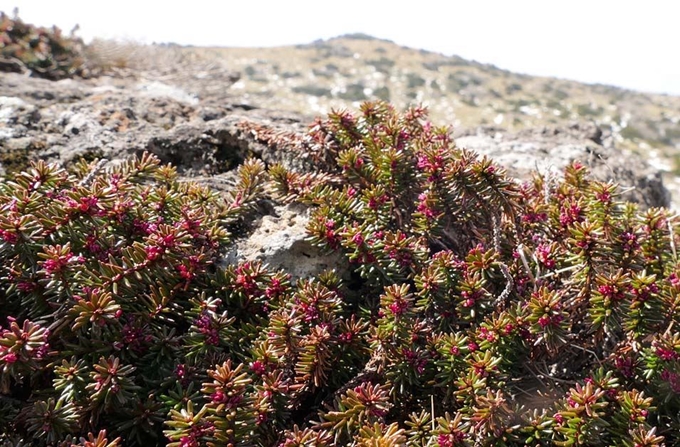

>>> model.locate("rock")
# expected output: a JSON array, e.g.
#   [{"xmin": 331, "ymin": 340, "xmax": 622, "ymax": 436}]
[
  {"xmin": 456, "ymin": 124, "xmax": 669, "ymax": 209},
  {"xmin": 0, "ymin": 96, "xmax": 39, "ymax": 132},
  {"xmin": 136, "ymin": 80, "xmax": 199, "ymax": 105},
  {"xmin": 0, "ymin": 70, "xmax": 313, "ymax": 177},
  {"xmin": 222, "ymin": 203, "xmax": 347, "ymax": 282}
]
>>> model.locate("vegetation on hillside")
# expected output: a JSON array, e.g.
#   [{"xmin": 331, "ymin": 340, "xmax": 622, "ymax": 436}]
[{"xmin": 0, "ymin": 103, "xmax": 678, "ymax": 446}]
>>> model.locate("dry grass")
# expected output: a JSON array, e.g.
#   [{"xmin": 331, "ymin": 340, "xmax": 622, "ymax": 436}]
[
  {"xmin": 84, "ymin": 38, "xmax": 146, "ymax": 71},
  {"xmin": 84, "ymin": 39, "xmax": 204, "ymax": 75}
]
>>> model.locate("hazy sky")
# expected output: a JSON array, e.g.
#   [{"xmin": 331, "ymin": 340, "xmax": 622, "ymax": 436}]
[{"xmin": 5, "ymin": 1, "xmax": 680, "ymax": 95}]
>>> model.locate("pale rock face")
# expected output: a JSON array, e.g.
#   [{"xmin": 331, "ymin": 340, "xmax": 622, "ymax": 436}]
[
  {"xmin": 136, "ymin": 80, "xmax": 199, "ymax": 105},
  {"xmin": 222, "ymin": 204, "xmax": 347, "ymax": 282},
  {"xmin": 0, "ymin": 96, "xmax": 37, "ymax": 141},
  {"xmin": 0, "ymin": 96, "xmax": 28, "ymax": 123},
  {"xmin": 455, "ymin": 123, "xmax": 670, "ymax": 209}
]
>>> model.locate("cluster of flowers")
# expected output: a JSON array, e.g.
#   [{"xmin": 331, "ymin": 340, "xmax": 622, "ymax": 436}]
[{"xmin": 1, "ymin": 102, "xmax": 679, "ymax": 446}]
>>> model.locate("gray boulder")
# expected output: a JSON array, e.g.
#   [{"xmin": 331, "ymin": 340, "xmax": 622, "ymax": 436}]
[
  {"xmin": 456, "ymin": 123, "xmax": 669, "ymax": 208},
  {"xmin": 222, "ymin": 203, "xmax": 347, "ymax": 282}
]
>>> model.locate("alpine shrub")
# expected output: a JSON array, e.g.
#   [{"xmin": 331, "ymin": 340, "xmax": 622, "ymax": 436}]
[{"xmin": 0, "ymin": 102, "xmax": 678, "ymax": 446}]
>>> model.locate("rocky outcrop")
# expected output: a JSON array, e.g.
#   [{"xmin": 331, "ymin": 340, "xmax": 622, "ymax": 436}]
[{"xmin": 0, "ymin": 70, "xmax": 310, "ymax": 175}]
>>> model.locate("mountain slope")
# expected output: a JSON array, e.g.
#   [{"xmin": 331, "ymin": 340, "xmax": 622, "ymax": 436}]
[{"xmin": 190, "ymin": 34, "xmax": 680, "ymax": 171}]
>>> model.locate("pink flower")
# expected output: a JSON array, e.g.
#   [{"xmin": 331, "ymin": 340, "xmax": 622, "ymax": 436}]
[
  {"xmin": 388, "ymin": 299, "xmax": 408, "ymax": 317},
  {"xmin": 177, "ymin": 265, "xmax": 194, "ymax": 281},
  {"xmin": 367, "ymin": 194, "xmax": 388, "ymax": 210},
  {"xmin": 84, "ymin": 234, "xmax": 102, "ymax": 254},
  {"xmin": 43, "ymin": 252, "xmax": 73, "ymax": 275},
  {"xmin": 416, "ymin": 153, "xmax": 444, "ymax": 171},
  {"xmin": 402, "ymin": 348, "xmax": 427, "ymax": 374},
  {"xmin": 416, "ymin": 193, "xmax": 437, "ymax": 220},
  {"xmin": 179, "ymin": 436, "xmax": 199, "ymax": 447},
  {"xmin": 619, "ymin": 231, "xmax": 639, "ymax": 251},
  {"xmin": 195, "ymin": 312, "xmax": 220, "ymax": 345},
  {"xmin": 132, "ymin": 219, "xmax": 155, "ymax": 235},
  {"xmin": 0, "ymin": 229, "xmax": 18, "ymax": 244},
  {"xmin": 210, "ymin": 390, "xmax": 242, "ymax": 408},
  {"xmin": 437, "ymin": 432, "xmax": 465, "ymax": 447},
  {"xmin": 597, "ymin": 284, "xmax": 625, "ymax": 302},
  {"xmin": 160, "ymin": 234, "xmax": 176, "ymax": 248},
  {"xmin": 461, "ymin": 290, "xmax": 482, "ymax": 308},
  {"xmin": 17, "ymin": 281, "xmax": 36, "ymax": 293},
  {"xmin": 559, "ymin": 202, "xmax": 582, "ymax": 227},
  {"xmin": 210, "ymin": 390, "xmax": 225, "ymax": 403},
  {"xmin": 181, "ymin": 218, "xmax": 201, "ymax": 234},
  {"xmin": 535, "ymin": 243, "xmax": 555, "ymax": 269},
  {"xmin": 437, "ymin": 434, "xmax": 454, "ymax": 447},
  {"xmin": 478, "ymin": 327, "xmax": 497, "ymax": 343},
  {"xmin": 632, "ymin": 283, "xmax": 659, "ymax": 302},
  {"xmin": 250, "ymin": 360, "xmax": 267, "ymax": 375},
  {"xmin": 234, "ymin": 269, "xmax": 259, "ymax": 295},
  {"xmin": 230, "ymin": 192, "xmax": 243, "ymax": 209},
  {"xmin": 145, "ymin": 245, "xmax": 163, "ymax": 261},
  {"xmin": 614, "ymin": 356, "xmax": 634, "ymax": 378},
  {"xmin": 656, "ymin": 347, "xmax": 679, "ymax": 361},
  {"xmin": 77, "ymin": 195, "xmax": 100, "ymax": 214},
  {"xmin": 522, "ymin": 212, "xmax": 547, "ymax": 224},
  {"xmin": 669, "ymin": 273, "xmax": 680, "ymax": 287},
  {"xmin": 338, "ymin": 332, "xmax": 353, "ymax": 343},
  {"xmin": 265, "ymin": 277, "xmax": 285, "ymax": 298},
  {"xmin": 323, "ymin": 219, "xmax": 340, "ymax": 249},
  {"xmin": 2, "ymin": 352, "xmax": 18, "ymax": 364},
  {"xmin": 256, "ymin": 412, "xmax": 268, "ymax": 425},
  {"xmin": 300, "ymin": 302, "xmax": 319, "ymax": 322},
  {"xmin": 595, "ymin": 190, "xmax": 611, "ymax": 203}
]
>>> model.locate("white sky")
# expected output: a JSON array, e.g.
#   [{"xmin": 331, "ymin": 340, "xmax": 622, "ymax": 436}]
[{"xmin": 5, "ymin": 1, "xmax": 680, "ymax": 95}]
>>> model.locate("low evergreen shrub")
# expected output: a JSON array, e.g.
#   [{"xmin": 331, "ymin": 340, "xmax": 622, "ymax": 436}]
[{"xmin": 1, "ymin": 102, "xmax": 678, "ymax": 446}]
